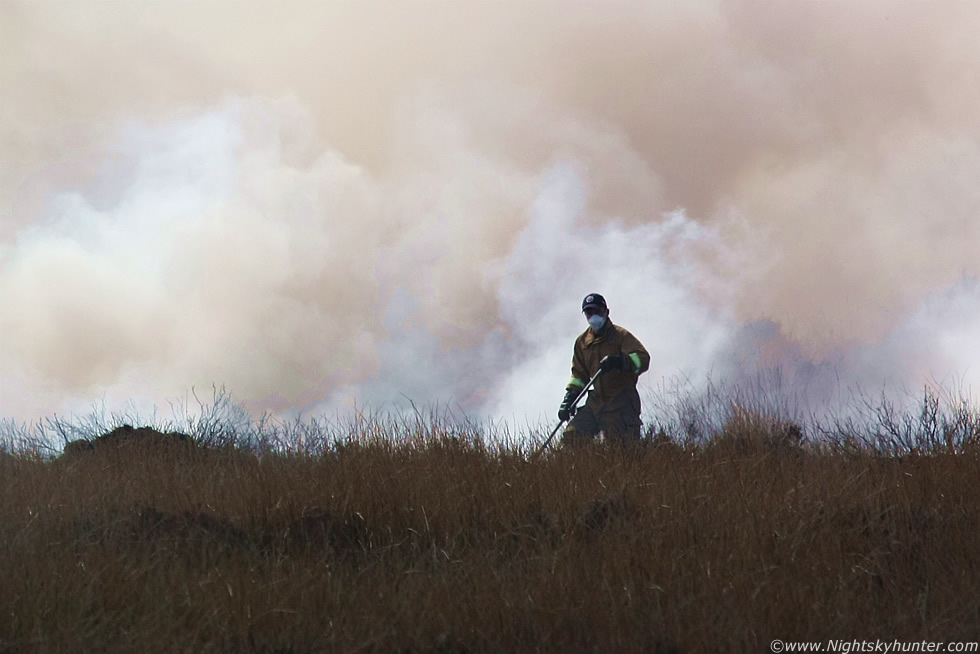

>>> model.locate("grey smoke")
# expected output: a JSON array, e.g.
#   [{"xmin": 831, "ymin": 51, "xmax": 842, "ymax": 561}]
[{"xmin": 3, "ymin": 1, "xmax": 980, "ymax": 426}]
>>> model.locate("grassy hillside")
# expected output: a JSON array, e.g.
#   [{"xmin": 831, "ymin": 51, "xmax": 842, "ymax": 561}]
[{"xmin": 3, "ymin": 399, "xmax": 980, "ymax": 654}]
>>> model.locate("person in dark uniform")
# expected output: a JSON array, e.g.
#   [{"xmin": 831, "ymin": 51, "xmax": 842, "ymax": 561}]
[{"xmin": 558, "ymin": 293, "xmax": 650, "ymax": 446}]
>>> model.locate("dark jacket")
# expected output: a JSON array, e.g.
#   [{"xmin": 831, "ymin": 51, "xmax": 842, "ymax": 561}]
[{"xmin": 566, "ymin": 319, "xmax": 650, "ymax": 409}]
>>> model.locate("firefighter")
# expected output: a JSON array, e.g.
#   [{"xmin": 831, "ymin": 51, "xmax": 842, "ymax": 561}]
[{"xmin": 558, "ymin": 293, "xmax": 650, "ymax": 446}]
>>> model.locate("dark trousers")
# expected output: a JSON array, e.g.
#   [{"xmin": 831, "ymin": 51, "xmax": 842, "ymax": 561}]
[{"xmin": 561, "ymin": 391, "xmax": 642, "ymax": 446}]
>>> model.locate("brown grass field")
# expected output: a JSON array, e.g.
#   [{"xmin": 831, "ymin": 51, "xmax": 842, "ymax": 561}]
[{"xmin": 2, "ymin": 397, "xmax": 980, "ymax": 653}]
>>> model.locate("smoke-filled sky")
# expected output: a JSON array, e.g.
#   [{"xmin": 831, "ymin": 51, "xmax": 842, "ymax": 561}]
[{"xmin": 3, "ymin": 0, "xmax": 980, "ymax": 426}]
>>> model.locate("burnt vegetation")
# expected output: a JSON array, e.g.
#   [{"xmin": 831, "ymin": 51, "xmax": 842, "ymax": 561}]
[{"xmin": 2, "ymin": 387, "xmax": 980, "ymax": 652}]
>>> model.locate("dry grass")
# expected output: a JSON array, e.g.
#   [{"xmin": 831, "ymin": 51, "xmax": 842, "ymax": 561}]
[{"xmin": 3, "ymin": 388, "xmax": 980, "ymax": 652}]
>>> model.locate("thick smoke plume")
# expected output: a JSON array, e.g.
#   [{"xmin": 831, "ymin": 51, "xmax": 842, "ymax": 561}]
[{"xmin": 3, "ymin": 1, "xmax": 980, "ymax": 427}]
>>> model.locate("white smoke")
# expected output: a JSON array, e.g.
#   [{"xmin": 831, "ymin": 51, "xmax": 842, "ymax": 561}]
[
  {"xmin": 0, "ymin": 94, "xmax": 746, "ymax": 426},
  {"xmin": 484, "ymin": 162, "xmax": 741, "ymax": 424},
  {"xmin": 4, "ymin": 1, "xmax": 980, "ymax": 433}
]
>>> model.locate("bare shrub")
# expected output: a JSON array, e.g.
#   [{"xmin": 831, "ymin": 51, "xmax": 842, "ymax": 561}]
[{"xmin": 821, "ymin": 386, "xmax": 980, "ymax": 455}]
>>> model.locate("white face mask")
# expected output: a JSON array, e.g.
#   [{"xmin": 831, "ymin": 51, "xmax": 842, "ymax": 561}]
[{"xmin": 587, "ymin": 314, "xmax": 606, "ymax": 331}]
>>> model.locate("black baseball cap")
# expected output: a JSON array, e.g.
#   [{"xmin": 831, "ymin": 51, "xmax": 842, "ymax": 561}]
[{"xmin": 582, "ymin": 293, "xmax": 607, "ymax": 311}]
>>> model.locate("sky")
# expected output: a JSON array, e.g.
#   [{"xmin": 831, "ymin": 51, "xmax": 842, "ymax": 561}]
[{"xmin": 3, "ymin": 0, "xmax": 980, "ymax": 429}]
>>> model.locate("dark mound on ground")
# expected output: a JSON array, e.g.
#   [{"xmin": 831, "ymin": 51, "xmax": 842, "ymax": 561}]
[{"xmin": 62, "ymin": 424, "xmax": 198, "ymax": 459}]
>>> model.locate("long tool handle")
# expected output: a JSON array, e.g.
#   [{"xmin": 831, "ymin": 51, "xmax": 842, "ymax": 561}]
[{"xmin": 532, "ymin": 368, "xmax": 603, "ymax": 459}]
